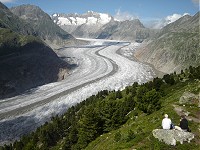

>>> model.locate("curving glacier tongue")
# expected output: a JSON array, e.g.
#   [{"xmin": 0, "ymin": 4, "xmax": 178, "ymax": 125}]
[{"xmin": 0, "ymin": 39, "xmax": 155, "ymax": 145}]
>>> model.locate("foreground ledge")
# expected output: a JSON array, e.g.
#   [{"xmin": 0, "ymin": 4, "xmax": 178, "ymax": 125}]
[{"xmin": 152, "ymin": 129, "xmax": 194, "ymax": 145}]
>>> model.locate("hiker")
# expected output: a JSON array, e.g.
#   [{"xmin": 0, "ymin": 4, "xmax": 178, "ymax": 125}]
[
  {"xmin": 162, "ymin": 114, "xmax": 173, "ymax": 129},
  {"xmin": 180, "ymin": 115, "xmax": 190, "ymax": 131},
  {"xmin": 174, "ymin": 115, "xmax": 191, "ymax": 132}
]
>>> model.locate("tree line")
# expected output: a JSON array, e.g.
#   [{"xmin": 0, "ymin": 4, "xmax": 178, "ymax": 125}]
[{"xmin": 1, "ymin": 65, "xmax": 200, "ymax": 150}]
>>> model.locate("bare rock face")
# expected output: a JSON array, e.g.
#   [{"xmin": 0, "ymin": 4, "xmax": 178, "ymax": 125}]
[{"xmin": 152, "ymin": 129, "xmax": 194, "ymax": 145}]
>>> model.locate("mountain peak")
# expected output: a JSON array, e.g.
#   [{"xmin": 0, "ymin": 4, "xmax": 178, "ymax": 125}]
[
  {"xmin": 10, "ymin": 4, "xmax": 50, "ymax": 20},
  {"xmin": 10, "ymin": 4, "xmax": 75, "ymax": 44},
  {"xmin": 0, "ymin": 2, "xmax": 8, "ymax": 10},
  {"xmin": 51, "ymin": 11, "xmax": 113, "ymax": 26}
]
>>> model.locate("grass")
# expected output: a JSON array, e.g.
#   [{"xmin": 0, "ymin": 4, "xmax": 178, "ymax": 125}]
[{"xmin": 85, "ymin": 80, "xmax": 200, "ymax": 150}]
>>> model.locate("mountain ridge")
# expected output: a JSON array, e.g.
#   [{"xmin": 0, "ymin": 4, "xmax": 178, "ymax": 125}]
[
  {"xmin": 51, "ymin": 11, "xmax": 113, "ymax": 26},
  {"xmin": 0, "ymin": 2, "xmax": 34, "ymax": 35},
  {"xmin": 51, "ymin": 11, "xmax": 155, "ymax": 41},
  {"xmin": 135, "ymin": 11, "xmax": 200, "ymax": 73},
  {"xmin": 10, "ymin": 4, "xmax": 77, "ymax": 46}
]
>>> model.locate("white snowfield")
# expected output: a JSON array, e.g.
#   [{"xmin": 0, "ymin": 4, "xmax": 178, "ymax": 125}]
[
  {"xmin": 0, "ymin": 39, "xmax": 155, "ymax": 144},
  {"xmin": 53, "ymin": 12, "xmax": 112, "ymax": 26}
]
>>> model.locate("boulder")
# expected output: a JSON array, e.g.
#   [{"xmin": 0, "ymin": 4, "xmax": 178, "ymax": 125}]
[
  {"xmin": 179, "ymin": 92, "xmax": 198, "ymax": 105},
  {"xmin": 152, "ymin": 129, "xmax": 194, "ymax": 145}
]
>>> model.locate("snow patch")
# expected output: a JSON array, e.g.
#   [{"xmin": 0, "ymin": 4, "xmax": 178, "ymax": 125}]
[
  {"xmin": 57, "ymin": 17, "xmax": 71, "ymax": 25},
  {"xmin": 52, "ymin": 13, "xmax": 57, "ymax": 17},
  {"xmin": 69, "ymin": 17, "xmax": 77, "ymax": 25},
  {"xmin": 99, "ymin": 13, "xmax": 111, "ymax": 24},
  {"xmin": 76, "ymin": 17, "xmax": 87, "ymax": 25},
  {"xmin": 87, "ymin": 17, "xmax": 98, "ymax": 25}
]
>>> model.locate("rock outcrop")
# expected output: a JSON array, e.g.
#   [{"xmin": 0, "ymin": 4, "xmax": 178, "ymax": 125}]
[
  {"xmin": 179, "ymin": 91, "xmax": 199, "ymax": 105},
  {"xmin": 152, "ymin": 129, "xmax": 194, "ymax": 145}
]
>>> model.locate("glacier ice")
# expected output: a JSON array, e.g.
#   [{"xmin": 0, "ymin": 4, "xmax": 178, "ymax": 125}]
[{"xmin": 0, "ymin": 39, "xmax": 155, "ymax": 145}]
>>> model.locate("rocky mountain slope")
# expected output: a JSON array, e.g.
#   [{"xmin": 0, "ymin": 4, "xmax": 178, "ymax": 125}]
[
  {"xmin": 135, "ymin": 12, "xmax": 200, "ymax": 73},
  {"xmin": 51, "ymin": 12, "xmax": 156, "ymax": 41},
  {"xmin": 0, "ymin": 3, "xmax": 70, "ymax": 98},
  {"xmin": 0, "ymin": 2, "xmax": 34, "ymax": 35},
  {"xmin": 97, "ymin": 19, "xmax": 156, "ymax": 42},
  {"xmin": 10, "ymin": 4, "xmax": 77, "ymax": 45}
]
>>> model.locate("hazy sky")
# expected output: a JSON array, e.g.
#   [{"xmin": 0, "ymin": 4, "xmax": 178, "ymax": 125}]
[{"xmin": 1, "ymin": 0, "xmax": 199, "ymax": 28}]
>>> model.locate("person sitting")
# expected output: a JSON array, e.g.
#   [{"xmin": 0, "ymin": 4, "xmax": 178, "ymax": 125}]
[
  {"xmin": 180, "ymin": 115, "xmax": 190, "ymax": 132},
  {"xmin": 162, "ymin": 114, "xmax": 172, "ymax": 129},
  {"xmin": 174, "ymin": 115, "xmax": 191, "ymax": 132}
]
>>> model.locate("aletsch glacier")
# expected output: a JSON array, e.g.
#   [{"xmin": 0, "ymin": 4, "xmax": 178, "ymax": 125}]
[{"xmin": 0, "ymin": 39, "xmax": 155, "ymax": 144}]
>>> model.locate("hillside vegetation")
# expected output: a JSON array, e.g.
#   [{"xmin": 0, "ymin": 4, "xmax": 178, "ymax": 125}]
[{"xmin": 1, "ymin": 65, "xmax": 199, "ymax": 150}]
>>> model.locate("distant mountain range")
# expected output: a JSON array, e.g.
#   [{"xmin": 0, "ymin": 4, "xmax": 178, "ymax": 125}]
[
  {"xmin": 0, "ymin": 1, "xmax": 199, "ymax": 98},
  {"xmin": 135, "ymin": 12, "xmax": 200, "ymax": 73},
  {"xmin": 97, "ymin": 19, "xmax": 156, "ymax": 41},
  {"xmin": 51, "ymin": 11, "xmax": 113, "ymax": 39},
  {"xmin": 53, "ymin": 11, "xmax": 200, "ymax": 73},
  {"xmin": 52, "ymin": 11, "xmax": 113, "ymax": 26},
  {"xmin": 51, "ymin": 12, "xmax": 156, "ymax": 41}
]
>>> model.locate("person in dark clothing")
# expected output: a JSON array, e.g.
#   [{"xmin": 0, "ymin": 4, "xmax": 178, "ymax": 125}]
[{"xmin": 180, "ymin": 115, "xmax": 190, "ymax": 132}]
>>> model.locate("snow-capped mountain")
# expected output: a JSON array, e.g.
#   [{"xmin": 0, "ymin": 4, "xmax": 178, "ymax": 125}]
[
  {"xmin": 51, "ymin": 11, "xmax": 155, "ymax": 41},
  {"xmin": 51, "ymin": 11, "xmax": 113, "ymax": 26}
]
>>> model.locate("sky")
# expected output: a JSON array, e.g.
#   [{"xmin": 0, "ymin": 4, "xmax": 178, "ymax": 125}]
[{"xmin": 1, "ymin": 0, "xmax": 199, "ymax": 28}]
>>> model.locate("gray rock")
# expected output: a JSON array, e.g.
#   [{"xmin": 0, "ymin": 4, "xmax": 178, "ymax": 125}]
[
  {"xmin": 152, "ymin": 129, "xmax": 194, "ymax": 145},
  {"xmin": 179, "ymin": 92, "xmax": 198, "ymax": 105}
]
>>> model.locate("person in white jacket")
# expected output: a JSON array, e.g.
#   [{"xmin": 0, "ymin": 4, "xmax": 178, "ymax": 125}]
[{"xmin": 162, "ymin": 114, "xmax": 172, "ymax": 129}]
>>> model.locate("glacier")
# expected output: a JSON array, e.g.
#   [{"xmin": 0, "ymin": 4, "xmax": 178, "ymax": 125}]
[{"xmin": 0, "ymin": 39, "xmax": 155, "ymax": 145}]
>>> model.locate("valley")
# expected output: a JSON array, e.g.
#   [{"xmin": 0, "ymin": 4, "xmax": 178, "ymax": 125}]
[
  {"xmin": 0, "ymin": 39, "xmax": 155, "ymax": 144},
  {"xmin": 0, "ymin": 1, "xmax": 199, "ymax": 149}
]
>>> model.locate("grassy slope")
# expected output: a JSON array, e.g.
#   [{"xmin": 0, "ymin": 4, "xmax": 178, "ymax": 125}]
[{"xmin": 85, "ymin": 81, "xmax": 200, "ymax": 150}]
